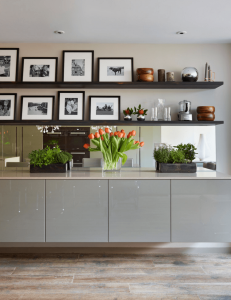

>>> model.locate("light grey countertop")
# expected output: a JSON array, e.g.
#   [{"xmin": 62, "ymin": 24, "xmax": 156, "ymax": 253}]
[{"xmin": 0, "ymin": 167, "xmax": 230, "ymax": 180}]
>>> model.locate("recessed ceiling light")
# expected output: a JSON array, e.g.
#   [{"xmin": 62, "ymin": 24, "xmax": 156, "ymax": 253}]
[
  {"xmin": 54, "ymin": 30, "xmax": 65, "ymax": 35},
  {"xmin": 176, "ymin": 31, "xmax": 187, "ymax": 35}
]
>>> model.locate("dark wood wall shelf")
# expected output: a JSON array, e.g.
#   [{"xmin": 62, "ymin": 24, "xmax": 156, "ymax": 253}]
[
  {"xmin": 0, "ymin": 81, "xmax": 224, "ymax": 89},
  {"xmin": 0, "ymin": 120, "xmax": 224, "ymax": 126}
]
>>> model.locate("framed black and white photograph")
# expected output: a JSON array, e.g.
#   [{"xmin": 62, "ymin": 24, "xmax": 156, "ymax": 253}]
[
  {"xmin": 0, "ymin": 48, "xmax": 19, "ymax": 82},
  {"xmin": 98, "ymin": 57, "xmax": 133, "ymax": 82},
  {"xmin": 89, "ymin": 96, "xmax": 120, "ymax": 121},
  {"xmin": 58, "ymin": 91, "xmax": 85, "ymax": 120},
  {"xmin": 0, "ymin": 94, "xmax": 17, "ymax": 120},
  {"xmin": 21, "ymin": 57, "xmax": 58, "ymax": 82},
  {"xmin": 63, "ymin": 50, "xmax": 94, "ymax": 82},
  {"xmin": 21, "ymin": 96, "xmax": 54, "ymax": 120}
]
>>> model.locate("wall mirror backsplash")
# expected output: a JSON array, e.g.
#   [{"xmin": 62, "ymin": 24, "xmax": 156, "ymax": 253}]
[{"xmin": 0, "ymin": 125, "xmax": 216, "ymax": 171}]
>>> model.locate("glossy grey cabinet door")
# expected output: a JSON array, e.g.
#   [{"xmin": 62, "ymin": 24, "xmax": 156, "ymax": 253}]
[
  {"xmin": 0, "ymin": 180, "xmax": 45, "ymax": 242},
  {"xmin": 109, "ymin": 180, "xmax": 170, "ymax": 242},
  {"xmin": 46, "ymin": 180, "xmax": 108, "ymax": 242},
  {"xmin": 171, "ymin": 180, "xmax": 231, "ymax": 242}
]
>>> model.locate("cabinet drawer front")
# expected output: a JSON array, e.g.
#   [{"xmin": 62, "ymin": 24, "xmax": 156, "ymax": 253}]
[
  {"xmin": 109, "ymin": 180, "xmax": 170, "ymax": 242},
  {"xmin": 171, "ymin": 180, "xmax": 231, "ymax": 242},
  {"xmin": 46, "ymin": 180, "xmax": 108, "ymax": 242},
  {"xmin": 0, "ymin": 180, "xmax": 45, "ymax": 242}
]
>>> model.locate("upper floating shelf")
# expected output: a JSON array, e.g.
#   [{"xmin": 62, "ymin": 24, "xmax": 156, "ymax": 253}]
[
  {"xmin": 0, "ymin": 81, "xmax": 224, "ymax": 89},
  {"xmin": 0, "ymin": 120, "xmax": 224, "ymax": 126}
]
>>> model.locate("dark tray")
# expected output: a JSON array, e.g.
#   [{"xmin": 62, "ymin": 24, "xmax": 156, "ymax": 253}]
[
  {"xmin": 159, "ymin": 163, "xmax": 197, "ymax": 173},
  {"xmin": 30, "ymin": 163, "xmax": 67, "ymax": 173}
]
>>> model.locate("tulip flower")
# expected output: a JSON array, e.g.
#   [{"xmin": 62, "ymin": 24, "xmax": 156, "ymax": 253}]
[
  {"xmin": 83, "ymin": 143, "xmax": 90, "ymax": 149},
  {"xmin": 83, "ymin": 128, "xmax": 145, "ymax": 170},
  {"xmin": 99, "ymin": 129, "xmax": 105, "ymax": 135}
]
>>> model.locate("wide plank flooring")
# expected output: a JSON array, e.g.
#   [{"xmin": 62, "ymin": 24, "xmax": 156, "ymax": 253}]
[{"xmin": 0, "ymin": 253, "xmax": 231, "ymax": 299}]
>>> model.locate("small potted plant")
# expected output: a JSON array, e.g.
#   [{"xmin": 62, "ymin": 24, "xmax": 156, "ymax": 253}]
[
  {"xmin": 133, "ymin": 104, "xmax": 148, "ymax": 121},
  {"xmin": 154, "ymin": 143, "xmax": 197, "ymax": 173},
  {"xmin": 174, "ymin": 143, "xmax": 197, "ymax": 163},
  {"xmin": 44, "ymin": 139, "xmax": 59, "ymax": 148},
  {"xmin": 123, "ymin": 107, "xmax": 133, "ymax": 121},
  {"xmin": 29, "ymin": 146, "xmax": 73, "ymax": 173}
]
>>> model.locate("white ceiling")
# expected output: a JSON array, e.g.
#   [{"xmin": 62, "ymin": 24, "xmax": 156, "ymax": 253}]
[{"xmin": 1, "ymin": 0, "xmax": 231, "ymax": 43}]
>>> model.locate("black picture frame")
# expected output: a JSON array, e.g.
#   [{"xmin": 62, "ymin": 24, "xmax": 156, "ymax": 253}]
[
  {"xmin": 58, "ymin": 91, "xmax": 85, "ymax": 121},
  {"xmin": 0, "ymin": 48, "xmax": 19, "ymax": 82},
  {"xmin": 89, "ymin": 96, "xmax": 120, "ymax": 121},
  {"xmin": 62, "ymin": 50, "xmax": 94, "ymax": 82},
  {"xmin": 0, "ymin": 93, "xmax": 17, "ymax": 120},
  {"xmin": 21, "ymin": 57, "xmax": 58, "ymax": 82},
  {"xmin": 21, "ymin": 95, "xmax": 55, "ymax": 120},
  {"xmin": 98, "ymin": 57, "xmax": 134, "ymax": 82}
]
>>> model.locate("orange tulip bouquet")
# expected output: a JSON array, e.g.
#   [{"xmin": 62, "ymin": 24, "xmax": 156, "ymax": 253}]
[{"xmin": 83, "ymin": 128, "xmax": 144, "ymax": 171}]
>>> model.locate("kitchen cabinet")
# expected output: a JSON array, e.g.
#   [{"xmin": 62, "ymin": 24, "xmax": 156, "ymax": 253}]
[
  {"xmin": 109, "ymin": 180, "xmax": 170, "ymax": 242},
  {"xmin": 171, "ymin": 180, "xmax": 231, "ymax": 242},
  {"xmin": 0, "ymin": 180, "xmax": 45, "ymax": 242},
  {"xmin": 46, "ymin": 180, "xmax": 108, "ymax": 242}
]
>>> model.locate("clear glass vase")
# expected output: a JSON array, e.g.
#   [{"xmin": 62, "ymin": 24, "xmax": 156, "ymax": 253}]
[
  {"xmin": 156, "ymin": 99, "xmax": 165, "ymax": 120},
  {"xmin": 102, "ymin": 157, "xmax": 122, "ymax": 171}
]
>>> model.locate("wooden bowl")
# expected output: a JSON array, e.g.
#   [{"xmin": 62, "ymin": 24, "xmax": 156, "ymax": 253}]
[
  {"xmin": 197, "ymin": 113, "xmax": 215, "ymax": 121},
  {"xmin": 138, "ymin": 74, "xmax": 154, "ymax": 82},
  {"xmin": 137, "ymin": 68, "xmax": 154, "ymax": 75},
  {"xmin": 197, "ymin": 106, "xmax": 215, "ymax": 114}
]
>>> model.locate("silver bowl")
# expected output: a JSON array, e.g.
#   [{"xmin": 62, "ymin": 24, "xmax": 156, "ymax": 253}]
[{"xmin": 182, "ymin": 67, "xmax": 199, "ymax": 82}]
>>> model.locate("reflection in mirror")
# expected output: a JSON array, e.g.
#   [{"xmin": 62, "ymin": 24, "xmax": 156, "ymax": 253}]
[{"xmin": 1, "ymin": 125, "xmax": 216, "ymax": 171}]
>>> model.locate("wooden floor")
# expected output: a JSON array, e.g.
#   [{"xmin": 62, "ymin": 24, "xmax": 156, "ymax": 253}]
[{"xmin": 0, "ymin": 253, "xmax": 231, "ymax": 299}]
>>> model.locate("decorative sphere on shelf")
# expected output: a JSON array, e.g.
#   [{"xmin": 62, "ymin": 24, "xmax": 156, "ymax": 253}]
[{"xmin": 181, "ymin": 67, "xmax": 199, "ymax": 82}]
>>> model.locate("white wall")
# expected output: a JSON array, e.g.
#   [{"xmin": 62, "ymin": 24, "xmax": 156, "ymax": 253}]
[{"xmin": 0, "ymin": 43, "xmax": 230, "ymax": 174}]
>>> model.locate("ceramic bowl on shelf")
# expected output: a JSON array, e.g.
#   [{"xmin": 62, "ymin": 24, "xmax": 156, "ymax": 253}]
[{"xmin": 197, "ymin": 106, "xmax": 215, "ymax": 114}]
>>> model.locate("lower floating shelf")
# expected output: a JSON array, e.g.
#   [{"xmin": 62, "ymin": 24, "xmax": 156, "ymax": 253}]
[{"xmin": 0, "ymin": 120, "xmax": 224, "ymax": 126}]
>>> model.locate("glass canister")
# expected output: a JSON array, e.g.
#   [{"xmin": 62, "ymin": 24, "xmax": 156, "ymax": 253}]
[{"xmin": 156, "ymin": 99, "xmax": 165, "ymax": 120}]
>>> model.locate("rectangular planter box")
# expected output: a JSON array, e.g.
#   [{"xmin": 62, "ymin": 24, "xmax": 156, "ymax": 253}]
[
  {"xmin": 159, "ymin": 163, "xmax": 197, "ymax": 173},
  {"xmin": 30, "ymin": 163, "xmax": 67, "ymax": 173}
]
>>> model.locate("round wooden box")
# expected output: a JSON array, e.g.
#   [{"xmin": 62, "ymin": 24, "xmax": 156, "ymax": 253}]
[
  {"xmin": 137, "ymin": 74, "xmax": 154, "ymax": 82},
  {"xmin": 197, "ymin": 113, "xmax": 215, "ymax": 121},
  {"xmin": 137, "ymin": 68, "xmax": 154, "ymax": 75},
  {"xmin": 197, "ymin": 106, "xmax": 215, "ymax": 114}
]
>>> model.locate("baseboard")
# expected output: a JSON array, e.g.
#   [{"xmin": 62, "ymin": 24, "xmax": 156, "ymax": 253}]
[{"xmin": 0, "ymin": 243, "xmax": 230, "ymax": 254}]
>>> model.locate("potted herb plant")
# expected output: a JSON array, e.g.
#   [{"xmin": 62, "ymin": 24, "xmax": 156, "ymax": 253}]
[
  {"xmin": 83, "ymin": 128, "xmax": 144, "ymax": 171},
  {"xmin": 174, "ymin": 143, "xmax": 197, "ymax": 163},
  {"xmin": 29, "ymin": 146, "xmax": 73, "ymax": 173},
  {"xmin": 123, "ymin": 107, "xmax": 133, "ymax": 121},
  {"xmin": 44, "ymin": 139, "xmax": 59, "ymax": 148},
  {"xmin": 154, "ymin": 143, "xmax": 197, "ymax": 173},
  {"xmin": 133, "ymin": 104, "xmax": 148, "ymax": 121}
]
